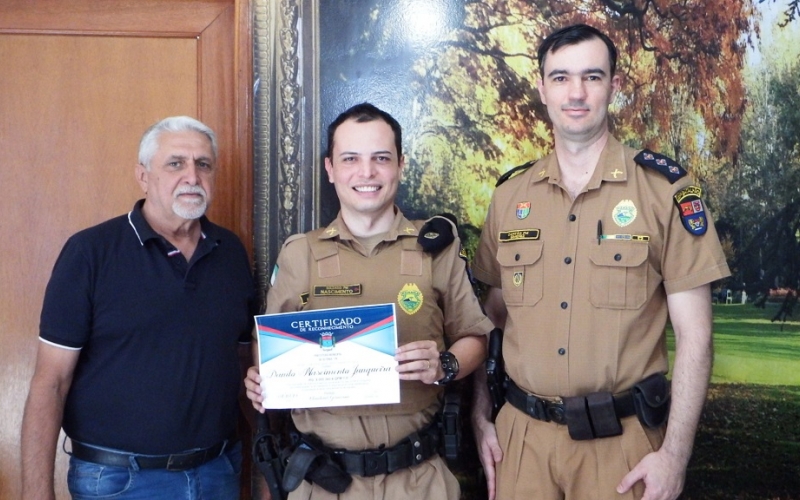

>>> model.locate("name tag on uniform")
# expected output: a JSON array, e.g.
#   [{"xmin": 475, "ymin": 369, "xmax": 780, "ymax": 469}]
[
  {"xmin": 313, "ymin": 284, "xmax": 362, "ymax": 296},
  {"xmin": 499, "ymin": 229, "xmax": 541, "ymax": 242}
]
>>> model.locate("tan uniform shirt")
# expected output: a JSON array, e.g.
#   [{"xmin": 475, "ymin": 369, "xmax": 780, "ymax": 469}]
[
  {"xmin": 266, "ymin": 208, "xmax": 493, "ymax": 448},
  {"xmin": 473, "ymin": 136, "xmax": 730, "ymax": 397}
]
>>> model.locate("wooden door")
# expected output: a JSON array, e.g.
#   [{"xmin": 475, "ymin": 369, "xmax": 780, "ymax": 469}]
[{"xmin": 0, "ymin": 1, "xmax": 252, "ymax": 498}]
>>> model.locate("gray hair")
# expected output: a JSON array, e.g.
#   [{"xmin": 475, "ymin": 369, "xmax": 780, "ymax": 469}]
[{"xmin": 138, "ymin": 116, "xmax": 218, "ymax": 170}]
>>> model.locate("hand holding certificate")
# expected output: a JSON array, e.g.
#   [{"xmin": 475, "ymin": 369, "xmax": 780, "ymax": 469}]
[{"xmin": 255, "ymin": 303, "xmax": 400, "ymax": 409}]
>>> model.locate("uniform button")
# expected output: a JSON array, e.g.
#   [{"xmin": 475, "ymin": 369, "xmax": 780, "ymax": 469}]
[
  {"xmin": 614, "ymin": 254, "xmax": 622, "ymax": 261},
  {"xmin": 564, "ymin": 257, "xmax": 572, "ymax": 264},
  {"xmin": 558, "ymin": 348, "xmax": 566, "ymax": 355},
  {"xmin": 568, "ymin": 214, "xmax": 576, "ymax": 222},
  {"xmin": 515, "ymin": 254, "xmax": 520, "ymax": 261},
  {"xmin": 560, "ymin": 302, "xmax": 568, "ymax": 309}
]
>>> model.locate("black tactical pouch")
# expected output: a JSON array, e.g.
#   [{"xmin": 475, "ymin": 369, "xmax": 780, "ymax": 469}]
[
  {"xmin": 564, "ymin": 392, "xmax": 623, "ymax": 441},
  {"xmin": 564, "ymin": 396, "xmax": 594, "ymax": 440},
  {"xmin": 632, "ymin": 373, "xmax": 671, "ymax": 428}
]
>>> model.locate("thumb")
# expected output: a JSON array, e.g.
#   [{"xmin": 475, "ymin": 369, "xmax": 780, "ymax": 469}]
[{"xmin": 617, "ymin": 466, "xmax": 643, "ymax": 494}]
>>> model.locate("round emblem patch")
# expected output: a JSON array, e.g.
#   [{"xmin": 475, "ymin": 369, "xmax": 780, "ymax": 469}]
[
  {"xmin": 612, "ymin": 199, "xmax": 637, "ymax": 227},
  {"xmin": 397, "ymin": 283, "xmax": 423, "ymax": 315}
]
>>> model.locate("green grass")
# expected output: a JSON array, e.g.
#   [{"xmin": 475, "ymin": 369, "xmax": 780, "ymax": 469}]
[
  {"xmin": 667, "ymin": 303, "xmax": 800, "ymax": 385},
  {"xmin": 458, "ymin": 304, "xmax": 800, "ymax": 499}
]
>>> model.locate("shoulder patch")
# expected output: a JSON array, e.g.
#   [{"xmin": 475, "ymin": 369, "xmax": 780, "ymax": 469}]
[
  {"xmin": 417, "ymin": 213, "xmax": 457, "ymax": 254},
  {"xmin": 634, "ymin": 149, "xmax": 687, "ymax": 184},
  {"xmin": 496, "ymin": 160, "xmax": 536, "ymax": 187},
  {"xmin": 673, "ymin": 185, "xmax": 708, "ymax": 235}
]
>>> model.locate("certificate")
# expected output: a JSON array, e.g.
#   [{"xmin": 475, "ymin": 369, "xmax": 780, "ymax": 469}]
[{"xmin": 255, "ymin": 303, "xmax": 400, "ymax": 409}]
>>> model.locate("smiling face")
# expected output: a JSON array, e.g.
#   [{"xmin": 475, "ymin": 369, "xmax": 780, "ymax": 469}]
[
  {"xmin": 324, "ymin": 118, "xmax": 404, "ymax": 224},
  {"xmin": 537, "ymin": 37, "xmax": 621, "ymax": 145},
  {"xmin": 136, "ymin": 130, "xmax": 216, "ymax": 228}
]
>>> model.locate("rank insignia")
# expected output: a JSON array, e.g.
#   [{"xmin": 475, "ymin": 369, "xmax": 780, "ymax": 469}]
[
  {"xmin": 499, "ymin": 229, "xmax": 540, "ymax": 242},
  {"xmin": 513, "ymin": 272, "xmax": 523, "ymax": 287},
  {"xmin": 673, "ymin": 185, "xmax": 708, "ymax": 235},
  {"xmin": 319, "ymin": 332, "xmax": 336, "ymax": 350},
  {"xmin": 612, "ymin": 199, "xmax": 637, "ymax": 227},
  {"xmin": 398, "ymin": 283, "xmax": 423, "ymax": 315},
  {"xmin": 516, "ymin": 202, "xmax": 531, "ymax": 219},
  {"xmin": 634, "ymin": 149, "xmax": 687, "ymax": 184}
]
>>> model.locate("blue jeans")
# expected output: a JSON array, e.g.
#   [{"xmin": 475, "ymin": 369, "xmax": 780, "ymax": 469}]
[{"xmin": 67, "ymin": 442, "xmax": 242, "ymax": 500}]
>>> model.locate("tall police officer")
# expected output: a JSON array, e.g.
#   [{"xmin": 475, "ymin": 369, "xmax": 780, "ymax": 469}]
[{"xmin": 471, "ymin": 24, "xmax": 730, "ymax": 500}]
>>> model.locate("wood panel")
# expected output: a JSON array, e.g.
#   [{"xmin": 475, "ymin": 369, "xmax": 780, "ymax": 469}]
[{"xmin": 0, "ymin": 1, "xmax": 252, "ymax": 498}]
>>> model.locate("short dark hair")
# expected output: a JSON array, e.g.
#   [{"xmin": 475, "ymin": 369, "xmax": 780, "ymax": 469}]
[
  {"xmin": 326, "ymin": 103, "xmax": 402, "ymax": 159},
  {"xmin": 537, "ymin": 24, "xmax": 618, "ymax": 78}
]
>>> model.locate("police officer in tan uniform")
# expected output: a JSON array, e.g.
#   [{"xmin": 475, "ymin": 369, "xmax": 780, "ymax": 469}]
[
  {"xmin": 245, "ymin": 103, "xmax": 494, "ymax": 499},
  {"xmin": 471, "ymin": 25, "xmax": 731, "ymax": 500}
]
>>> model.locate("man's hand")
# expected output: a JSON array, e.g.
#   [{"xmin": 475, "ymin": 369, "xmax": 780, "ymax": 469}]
[
  {"xmin": 395, "ymin": 340, "xmax": 442, "ymax": 384},
  {"xmin": 617, "ymin": 449, "xmax": 686, "ymax": 500},
  {"xmin": 472, "ymin": 411, "xmax": 503, "ymax": 500},
  {"xmin": 244, "ymin": 365, "xmax": 265, "ymax": 413}
]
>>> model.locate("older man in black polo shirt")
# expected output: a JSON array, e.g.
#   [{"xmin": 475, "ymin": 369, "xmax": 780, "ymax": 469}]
[{"xmin": 21, "ymin": 116, "xmax": 256, "ymax": 500}]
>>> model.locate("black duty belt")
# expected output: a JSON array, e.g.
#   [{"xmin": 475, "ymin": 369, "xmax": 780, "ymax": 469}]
[
  {"xmin": 69, "ymin": 436, "xmax": 238, "ymax": 471},
  {"xmin": 306, "ymin": 421, "xmax": 440, "ymax": 477},
  {"xmin": 505, "ymin": 378, "xmax": 636, "ymax": 425}
]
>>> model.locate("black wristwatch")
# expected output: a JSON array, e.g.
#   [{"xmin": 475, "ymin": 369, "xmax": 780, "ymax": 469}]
[{"xmin": 434, "ymin": 351, "xmax": 459, "ymax": 386}]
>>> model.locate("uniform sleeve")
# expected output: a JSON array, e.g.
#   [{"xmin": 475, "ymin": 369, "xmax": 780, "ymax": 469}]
[
  {"xmin": 433, "ymin": 235, "xmax": 495, "ymax": 343},
  {"xmin": 264, "ymin": 235, "xmax": 311, "ymax": 315},
  {"xmin": 472, "ymin": 195, "xmax": 502, "ymax": 288},
  {"xmin": 39, "ymin": 236, "xmax": 93, "ymax": 349},
  {"xmin": 661, "ymin": 179, "xmax": 731, "ymax": 294}
]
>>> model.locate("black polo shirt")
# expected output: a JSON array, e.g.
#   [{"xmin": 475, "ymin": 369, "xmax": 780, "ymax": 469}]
[{"xmin": 40, "ymin": 200, "xmax": 256, "ymax": 454}]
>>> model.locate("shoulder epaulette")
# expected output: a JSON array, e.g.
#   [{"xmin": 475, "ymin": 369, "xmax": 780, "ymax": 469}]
[
  {"xmin": 634, "ymin": 149, "xmax": 687, "ymax": 184},
  {"xmin": 496, "ymin": 160, "xmax": 536, "ymax": 187},
  {"xmin": 417, "ymin": 213, "xmax": 457, "ymax": 254}
]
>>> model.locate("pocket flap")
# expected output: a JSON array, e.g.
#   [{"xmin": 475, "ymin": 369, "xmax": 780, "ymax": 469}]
[
  {"xmin": 589, "ymin": 240, "xmax": 648, "ymax": 267},
  {"xmin": 497, "ymin": 241, "xmax": 543, "ymax": 267}
]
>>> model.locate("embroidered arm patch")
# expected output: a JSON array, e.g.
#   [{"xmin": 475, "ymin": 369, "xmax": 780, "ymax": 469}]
[{"xmin": 673, "ymin": 185, "xmax": 708, "ymax": 235}]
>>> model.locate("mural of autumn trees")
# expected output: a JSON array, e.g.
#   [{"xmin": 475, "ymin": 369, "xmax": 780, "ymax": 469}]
[{"xmin": 318, "ymin": 0, "xmax": 800, "ymax": 295}]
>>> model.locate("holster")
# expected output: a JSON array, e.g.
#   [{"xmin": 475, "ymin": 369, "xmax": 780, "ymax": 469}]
[
  {"xmin": 564, "ymin": 392, "xmax": 623, "ymax": 441},
  {"xmin": 632, "ymin": 373, "xmax": 671, "ymax": 428},
  {"xmin": 485, "ymin": 328, "xmax": 506, "ymax": 421},
  {"xmin": 282, "ymin": 436, "xmax": 352, "ymax": 494},
  {"xmin": 251, "ymin": 412, "xmax": 290, "ymax": 500},
  {"xmin": 440, "ymin": 390, "xmax": 461, "ymax": 462}
]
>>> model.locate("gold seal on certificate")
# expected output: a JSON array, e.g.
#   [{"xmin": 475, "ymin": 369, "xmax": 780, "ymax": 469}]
[{"xmin": 254, "ymin": 303, "xmax": 400, "ymax": 409}]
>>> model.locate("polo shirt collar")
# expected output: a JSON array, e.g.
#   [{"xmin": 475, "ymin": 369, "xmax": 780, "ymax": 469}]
[{"xmin": 127, "ymin": 199, "xmax": 217, "ymax": 247}]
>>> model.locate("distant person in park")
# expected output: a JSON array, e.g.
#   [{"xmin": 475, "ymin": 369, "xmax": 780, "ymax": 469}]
[
  {"xmin": 470, "ymin": 24, "xmax": 731, "ymax": 500},
  {"xmin": 244, "ymin": 103, "xmax": 494, "ymax": 499},
  {"xmin": 21, "ymin": 116, "xmax": 256, "ymax": 500}
]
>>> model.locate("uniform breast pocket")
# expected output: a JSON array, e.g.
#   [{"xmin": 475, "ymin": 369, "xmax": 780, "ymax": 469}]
[
  {"xmin": 497, "ymin": 241, "xmax": 544, "ymax": 306},
  {"xmin": 589, "ymin": 241, "xmax": 648, "ymax": 309}
]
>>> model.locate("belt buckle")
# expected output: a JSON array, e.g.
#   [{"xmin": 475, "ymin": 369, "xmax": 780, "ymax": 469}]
[
  {"xmin": 362, "ymin": 450, "xmax": 388, "ymax": 476},
  {"xmin": 545, "ymin": 398, "xmax": 566, "ymax": 425},
  {"xmin": 166, "ymin": 451, "xmax": 196, "ymax": 471}
]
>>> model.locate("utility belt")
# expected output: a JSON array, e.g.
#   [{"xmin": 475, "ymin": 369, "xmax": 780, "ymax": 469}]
[
  {"xmin": 259, "ymin": 392, "xmax": 462, "ymax": 496},
  {"xmin": 505, "ymin": 373, "xmax": 670, "ymax": 441},
  {"xmin": 68, "ymin": 433, "xmax": 238, "ymax": 471}
]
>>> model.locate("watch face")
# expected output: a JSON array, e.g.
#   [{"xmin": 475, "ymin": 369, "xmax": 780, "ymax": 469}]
[{"xmin": 441, "ymin": 351, "xmax": 459, "ymax": 375}]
